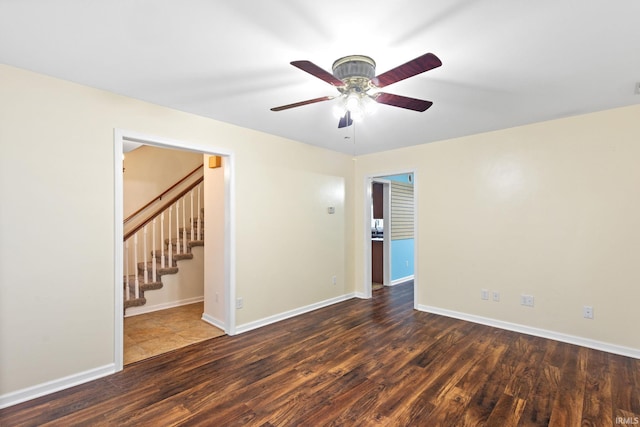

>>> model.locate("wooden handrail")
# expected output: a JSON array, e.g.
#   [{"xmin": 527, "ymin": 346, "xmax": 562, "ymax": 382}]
[
  {"xmin": 124, "ymin": 164, "xmax": 203, "ymax": 224},
  {"xmin": 124, "ymin": 176, "xmax": 203, "ymax": 241}
]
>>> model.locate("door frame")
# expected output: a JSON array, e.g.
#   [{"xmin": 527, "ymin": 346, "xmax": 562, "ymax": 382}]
[
  {"xmin": 113, "ymin": 129, "xmax": 236, "ymax": 371},
  {"xmin": 363, "ymin": 170, "xmax": 418, "ymax": 308}
]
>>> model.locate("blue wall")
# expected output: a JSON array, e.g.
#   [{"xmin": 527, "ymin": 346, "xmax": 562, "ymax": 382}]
[
  {"xmin": 384, "ymin": 173, "xmax": 413, "ymax": 184},
  {"xmin": 391, "ymin": 238, "xmax": 414, "ymax": 281}
]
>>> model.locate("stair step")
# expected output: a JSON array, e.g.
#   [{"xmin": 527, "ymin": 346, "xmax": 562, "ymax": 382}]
[
  {"xmin": 177, "ymin": 227, "xmax": 205, "ymax": 239},
  {"xmin": 123, "ymin": 276, "xmax": 164, "ymax": 290},
  {"xmin": 124, "ymin": 297, "xmax": 146, "ymax": 309},
  {"xmin": 165, "ymin": 237, "xmax": 200, "ymax": 245},
  {"xmin": 158, "ymin": 266, "xmax": 179, "ymax": 275},
  {"xmin": 136, "ymin": 262, "xmax": 180, "ymax": 276},
  {"xmin": 150, "ymin": 251, "xmax": 194, "ymax": 261}
]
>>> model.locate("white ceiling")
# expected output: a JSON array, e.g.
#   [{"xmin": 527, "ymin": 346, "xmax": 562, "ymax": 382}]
[{"xmin": 1, "ymin": 1, "xmax": 639, "ymax": 155}]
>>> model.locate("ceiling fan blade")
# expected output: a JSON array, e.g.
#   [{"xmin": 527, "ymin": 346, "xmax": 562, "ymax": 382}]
[
  {"xmin": 270, "ymin": 96, "xmax": 334, "ymax": 112},
  {"xmin": 372, "ymin": 53, "xmax": 442, "ymax": 88},
  {"xmin": 291, "ymin": 61, "xmax": 345, "ymax": 87},
  {"xmin": 373, "ymin": 93, "xmax": 433, "ymax": 112},
  {"xmin": 338, "ymin": 111, "xmax": 353, "ymax": 128}
]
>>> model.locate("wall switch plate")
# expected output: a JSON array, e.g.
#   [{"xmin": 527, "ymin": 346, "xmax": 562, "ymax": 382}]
[
  {"xmin": 521, "ymin": 294, "xmax": 534, "ymax": 307},
  {"xmin": 236, "ymin": 297, "xmax": 243, "ymax": 309},
  {"xmin": 583, "ymin": 305, "xmax": 594, "ymax": 319},
  {"xmin": 481, "ymin": 289, "xmax": 489, "ymax": 300},
  {"xmin": 492, "ymin": 291, "xmax": 500, "ymax": 302}
]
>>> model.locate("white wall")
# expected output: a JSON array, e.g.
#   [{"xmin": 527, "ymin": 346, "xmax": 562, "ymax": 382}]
[
  {"xmin": 0, "ymin": 64, "xmax": 355, "ymax": 403},
  {"xmin": 355, "ymin": 105, "xmax": 640, "ymax": 354}
]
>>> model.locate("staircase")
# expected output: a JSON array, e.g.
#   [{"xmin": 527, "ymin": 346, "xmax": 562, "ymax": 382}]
[
  {"xmin": 124, "ymin": 216, "xmax": 204, "ymax": 312},
  {"xmin": 123, "ymin": 167, "xmax": 205, "ymax": 315}
]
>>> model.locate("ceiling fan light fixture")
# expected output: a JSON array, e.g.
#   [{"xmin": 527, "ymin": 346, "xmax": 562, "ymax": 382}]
[
  {"xmin": 362, "ymin": 95, "xmax": 378, "ymax": 115},
  {"xmin": 345, "ymin": 92, "xmax": 361, "ymax": 112},
  {"xmin": 350, "ymin": 108, "xmax": 365, "ymax": 122}
]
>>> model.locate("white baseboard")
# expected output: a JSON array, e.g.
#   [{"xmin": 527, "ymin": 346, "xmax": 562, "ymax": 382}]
[
  {"xmin": 418, "ymin": 305, "xmax": 640, "ymax": 359},
  {"xmin": 124, "ymin": 296, "xmax": 204, "ymax": 317},
  {"xmin": 0, "ymin": 364, "xmax": 115, "ymax": 410},
  {"xmin": 390, "ymin": 275, "xmax": 414, "ymax": 286},
  {"xmin": 202, "ymin": 313, "xmax": 225, "ymax": 331},
  {"xmin": 235, "ymin": 293, "xmax": 357, "ymax": 334}
]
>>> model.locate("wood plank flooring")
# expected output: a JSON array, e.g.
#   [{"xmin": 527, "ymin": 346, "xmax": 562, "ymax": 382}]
[{"xmin": 2, "ymin": 282, "xmax": 639, "ymax": 426}]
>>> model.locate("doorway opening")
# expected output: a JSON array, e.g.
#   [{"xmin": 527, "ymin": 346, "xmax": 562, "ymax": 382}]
[
  {"xmin": 371, "ymin": 179, "xmax": 390, "ymax": 291},
  {"xmin": 113, "ymin": 129, "xmax": 235, "ymax": 371},
  {"xmin": 364, "ymin": 171, "xmax": 417, "ymax": 307}
]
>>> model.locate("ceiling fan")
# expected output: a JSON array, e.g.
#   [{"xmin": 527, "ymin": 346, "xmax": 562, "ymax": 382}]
[{"xmin": 271, "ymin": 52, "xmax": 442, "ymax": 128}]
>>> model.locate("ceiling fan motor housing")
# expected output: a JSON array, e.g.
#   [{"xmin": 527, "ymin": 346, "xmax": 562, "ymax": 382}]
[{"xmin": 332, "ymin": 55, "xmax": 376, "ymax": 93}]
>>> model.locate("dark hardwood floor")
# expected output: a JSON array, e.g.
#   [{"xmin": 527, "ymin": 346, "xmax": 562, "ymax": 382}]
[{"xmin": 2, "ymin": 282, "xmax": 639, "ymax": 426}]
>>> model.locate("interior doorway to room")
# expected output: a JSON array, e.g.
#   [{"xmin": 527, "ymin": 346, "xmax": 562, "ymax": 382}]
[
  {"xmin": 114, "ymin": 130, "xmax": 234, "ymax": 371},
  {"xmin": 371, "ymin": 179, "xmax": 390, "ymax": 291},
  {"xmin": 366, "ymin": 172, "xmax": 417, "ymax": 306}
]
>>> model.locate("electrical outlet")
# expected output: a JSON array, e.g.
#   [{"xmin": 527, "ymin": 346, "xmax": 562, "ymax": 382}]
[
  {"xmin": 492, "ymin": 291, "xmax": 500, "ymax": 302},
  {"xmin": 521, "ymin": 294, "xmax": 534, "ymax": 307},
  {"xmin": 332, "ymin": 275, "xmax": 337, "ymax": 285},
  {"xmin": 583, "ymin": 305, "xmax": 594, "ymax": 319},
  {"xmin": 236, "ymin": 297, "xmax": 243, "ymax": 309},
  {"xmin": 405, "ymin": 260, "xmax": 409, "ymax": 267},
  {"xmin": 481, "ymin": 289, "xmax": 489, "ymax": 300}
]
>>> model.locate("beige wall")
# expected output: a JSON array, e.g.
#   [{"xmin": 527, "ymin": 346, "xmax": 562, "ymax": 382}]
[
  {"xmin": 355, "ymin": 104, "xmax": 640, "ymax": 351},
  {"xmin": 123, "ymin": 144, "xmax": 203, "ymax": 218},
  {"xmin": 0, "ymin": 64, "xmax": 355, "ymax": 399}
]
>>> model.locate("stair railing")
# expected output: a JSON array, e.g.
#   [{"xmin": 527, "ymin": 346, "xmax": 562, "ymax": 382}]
[{"xmin": 124, "ymin": 168, "xmax": 204, "ymax": 306}]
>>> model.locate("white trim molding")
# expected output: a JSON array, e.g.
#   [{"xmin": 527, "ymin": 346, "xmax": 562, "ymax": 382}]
[
  {"xmin": 0, "ymin": 364, "xmax": 115, "ymax": 410},
  {"xmin": 124, "ymin": 296, "xmax": 205, "ymax": 317},
  {"xmin": 418, "ymin": 305, "xmax": 640, "ymax": 360},
  {"xmin": 202, "ymin": 313, "xmax": 226, "ymax": 330},
  {"xmin": 390, "ymin": 275, "xmax": 414, "ymax": 286},
  {"xmin": 235, "ymin": 293, "xmax": 356, "ymax": 334}
]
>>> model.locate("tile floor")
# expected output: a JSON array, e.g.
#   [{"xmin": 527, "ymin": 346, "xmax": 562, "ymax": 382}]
[{"xmin": 124, "ymin": 302, "xmax": 225, "ymax": 365}]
